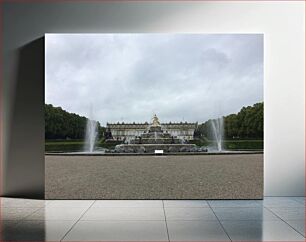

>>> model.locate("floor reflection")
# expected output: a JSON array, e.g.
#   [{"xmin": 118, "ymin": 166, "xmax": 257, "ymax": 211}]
[{"xmin": 0, "ymin": 197, "xmax": 304, "ymax": 241}]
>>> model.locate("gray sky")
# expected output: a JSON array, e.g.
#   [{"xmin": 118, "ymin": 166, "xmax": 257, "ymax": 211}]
[{"xmin": 45, "ymin": 34, "xmax": 263, "ymax": 126}]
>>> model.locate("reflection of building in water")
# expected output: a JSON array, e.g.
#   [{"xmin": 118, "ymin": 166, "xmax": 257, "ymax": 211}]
[{"xmin": 106, "ymin": 115, "xmax": 197, "ymax": 142}]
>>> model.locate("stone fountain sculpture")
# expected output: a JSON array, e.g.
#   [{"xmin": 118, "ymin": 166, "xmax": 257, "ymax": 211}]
[{"xmin": 114, "ymin": 114, "xmax": 200, "ymax": 153}]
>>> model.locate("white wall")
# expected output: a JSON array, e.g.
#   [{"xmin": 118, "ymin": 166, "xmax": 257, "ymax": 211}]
[{"xmin": 2, "ymin": 1, "xmax": 304, "ymax": 197}]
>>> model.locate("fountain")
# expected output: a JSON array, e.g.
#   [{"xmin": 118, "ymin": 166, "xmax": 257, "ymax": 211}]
[
  {"xmin": 210, "ymin": 117, "xmax": 224, "ymax": 152},
  {"xmin": 113, "ymin": 114, "xmax": 201, "ymax": 154},
  {"xmin": 84, "ymin": 107, "xmax": 98, "ymax": 153}
]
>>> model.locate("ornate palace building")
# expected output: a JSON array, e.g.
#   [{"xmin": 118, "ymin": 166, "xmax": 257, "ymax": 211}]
[{"xmin": 106, "ymin": 115, "xmax": 197, "ymax": 142}]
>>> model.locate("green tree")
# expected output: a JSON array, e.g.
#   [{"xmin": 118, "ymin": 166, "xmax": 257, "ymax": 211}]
[
  {"xmin": 196, "ymin": 102, "xmax": 263, "ymax": 140},
  {"xmin": 45, "ymin": 104, "xmax": 104, "ymax": 140}
]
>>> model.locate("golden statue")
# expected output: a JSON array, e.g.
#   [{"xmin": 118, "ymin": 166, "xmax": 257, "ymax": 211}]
[{"xmin": 151, "ymin": 114, "xmax": 161, "ymax": 126}]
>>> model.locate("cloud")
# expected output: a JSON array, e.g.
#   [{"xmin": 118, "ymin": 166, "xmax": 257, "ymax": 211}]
[{"xmin": 45, "ymin": 33, "xmax": 263, "ymax": 125}]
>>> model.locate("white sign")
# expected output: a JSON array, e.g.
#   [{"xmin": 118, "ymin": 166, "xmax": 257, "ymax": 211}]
[{"xmin": 155, "ymin": 150, "xmax": 164, "ymax": 154}]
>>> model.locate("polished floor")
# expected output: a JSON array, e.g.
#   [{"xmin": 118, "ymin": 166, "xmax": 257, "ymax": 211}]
[{"xmin": 0, "ymin": 197, "xmax": 304, "ymax": 241}]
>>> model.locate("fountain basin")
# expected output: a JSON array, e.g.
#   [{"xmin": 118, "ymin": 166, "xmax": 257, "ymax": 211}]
[
  {"xmin": 113, "ymin": 143, "xmax": 201, "ymax": 153},
  {"xmin": 45, "ymin": 150, "xmax": 263, "ymax": 156}
]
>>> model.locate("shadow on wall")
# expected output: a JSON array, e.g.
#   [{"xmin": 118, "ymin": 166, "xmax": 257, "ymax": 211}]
[
  {"xmin": 4, "ymin": 37, "xmax": 45, "ymax": 199},
  {"xmin": 1, "ymin": 218, "xmax": 46, "ymax": 241}
]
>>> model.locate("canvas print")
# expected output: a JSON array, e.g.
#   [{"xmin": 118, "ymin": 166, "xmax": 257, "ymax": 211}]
[{"xmin": 45, "ymin": 34, "xmax": 263, "ymax": 199}]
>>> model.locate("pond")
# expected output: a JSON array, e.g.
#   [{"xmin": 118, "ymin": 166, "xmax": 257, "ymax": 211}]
[{"xmin": 45, "ymin": 140, "xmax": 264, "ymax": 153}]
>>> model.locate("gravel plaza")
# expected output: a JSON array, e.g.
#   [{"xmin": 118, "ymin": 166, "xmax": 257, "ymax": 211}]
[{"xmin": 45, "ymin": 154, "xmax": 263, "ymax": 199}]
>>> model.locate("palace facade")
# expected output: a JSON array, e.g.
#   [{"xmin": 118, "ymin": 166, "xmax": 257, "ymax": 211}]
[{"xmin": 106, "ymin": 119, "xmax": 197, "ymax": 142}]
